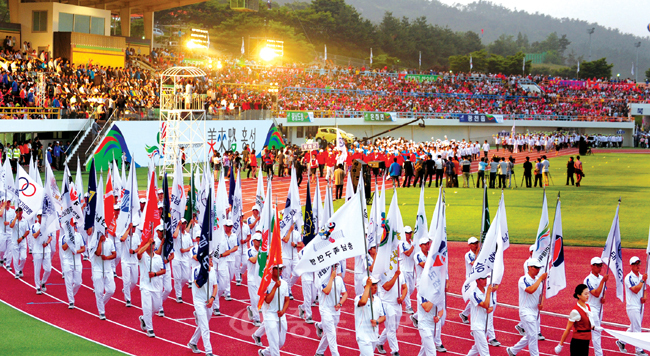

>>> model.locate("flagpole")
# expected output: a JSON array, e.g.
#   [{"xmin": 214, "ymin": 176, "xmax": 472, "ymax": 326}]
[
  {"xmin": 149, "ymin": 222, "xmax": 153, "ymax": 282},
  {"xmin": 599, "ymin": 197, "xmax": 621, "ymax": 321},
  {"xmin": 275, "ymin": 195, "xmax": 282, "ymax": 353},
  {"xmin": 484, "ymin": 263, "xmax": 495, "ymax": 333},
  {"xmin": 538, "ymin": 192, "xmax": 559, "ymax": 320},
  {"xmin": 358, "ymin": 189, "xmax": 375, "ymax": 331}
]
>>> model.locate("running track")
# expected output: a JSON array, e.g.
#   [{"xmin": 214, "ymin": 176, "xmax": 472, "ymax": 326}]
[{"xmin": 1, "ymin": 146, "xmax": 648, "ymax": 356}]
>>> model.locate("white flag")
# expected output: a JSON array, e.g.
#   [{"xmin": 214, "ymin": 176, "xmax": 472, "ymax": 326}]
[
  {"xmin": 213, "ymin": 169, "xmax": 228, "ymax": 253},
  {"xmin": 469, "ymin": 55, "xmax": 473, "ymax": 70},
  {"xmin": 94, "ymin": 173, "xmax": 106, "ymax": 237},
  {"xmin": 16, "ymin": 165, "xmax": 44, "ymax": 220},
  {"xmin": 232, "ymin": 168, "xmax": 243, "ymax": 242},
  {"xmin": 376, "ymin": 175, "xmax": 386, "ymax": 249},
  {"xmin": 241, "ymin": 37, "xmax": 245, "ymax": 55},
  {"xmin": 322, "ymin": 181, "xmax": 334, "ymax": 227},
  {"xmin": 531, "ymin": 191, "xmax": 551, "ymax": 272},
  {"xmin": 41, "ymin": 157, "xmax": 61, "ymax": 239},
  {"xmin": 75, "ymin": 156, "xmax": 84, "ymax": 204},
  {"xmin": 256, "ymin": 166, "xmax": 265, "ymax": 210},
  {"xmin": 116, "ymin": 160, "xmax": 139, "ymax": 236},
  {"xmin": 367, "ymin": 182, "xmax": 379, "ymax": 247},
  {"xmin": 324, "ymin": 44, "xmax": 327, "ymax": 61},
  {"xmin": 112, "ymin": 159, "xmax": 122, "ymax": 197},
  {"xmin": 419, "ymin": 195, "xmax": 447, "ymax": 305},
  {"xmin": 601, "ymin": 201, "xmax": 624, "ymax": 302},
  {"xmin": 344, "ymin": 171, "xmax": 354, "ymax": 201},
  {"xmin": 492, "ymin": 193, "xmax": 509, "ymax": 286},
  {"xmin": 170, "ymin": 157, "xmax": 186, "ymax": 235},
  {"xmin": 373, "ymin": 190, "xmax": 403, "ymax": 279},
  {"xmin": 336, "ymin": 130, "xmax": 347, "ymax": 165},
  {"xmin": 357, "ymin": 170, "xmax": 368, "ymax": 225},
  {"xmin": 280, "ymin": 166, "xmax": 302, "ymax": 237},
  {"xmin": 314, "ymin": 176, "xmax": 323, "ymax": 230},
  {"xmin": 295, "ymin": 192, "xmax": 365, "ymax": 275},
  {"xmin": 370, "ymin": 48, "xmax": 373, "ymax": 65},
  {"xmin": 0, "ymin": 159, "xmax": 7, "ymax": 201},
  {"xmin": 546, "ymin": 198, "xmax": 566, "ymax": 299}
]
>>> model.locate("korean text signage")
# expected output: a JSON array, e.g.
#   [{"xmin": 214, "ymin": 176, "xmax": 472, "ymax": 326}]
[
  {"xmin": 458, "ymin": 114, "xmax": 504, "ymax": 124},
  {"xmin": 364, "ymin": 112, "xmax": 396, "ymax": 122},
  {"xmin": 287, "ymin": 111, "xmax": 314, "ymax": 123}
]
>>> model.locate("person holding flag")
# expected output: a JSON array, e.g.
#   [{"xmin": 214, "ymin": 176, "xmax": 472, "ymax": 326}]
[
  {"xmin": 281, "ymin": 223, "xmax": 300, "ymax": 299},
  {"xmin": 506, "ymin": 259, "xmax": 547, "ymax": 356},
  {"xmin": 172, "ymin": 218, "xmax": 193, "ymax": 303},
  {"xmin": 136, "ymin": 233, "xmax": 166, "ymax": 338},
  {"xmin": 10, "ymin": 207, "xmax": 29, "ymax": 278},
  {"xmin": 467, "ymin": 275, "xmax": 496, "ymax": 356},
  {"xmin": 153, "ymin": 224, "xmax": 173, "ymax": 317},
  {"xmin": 459, "ymin": 236, "xmax": 479, "ymax": 324},
  {"xmin": 399, "ymin": 226, "xmax": 416, "ymax": 315},
  {"xmin": 355, "ymin": 276, "xmax": 386, "ymax": 356},
  {"xmin": 61, "ymin": 219, "xmax": 85, "ymax": 309},
  {"xmin": 187, "ymin": 193, "xmax": 217, "ymax": 356},
  {"xmin": 120, "ymin": 222, "xmax": 141, "ymax": 307},
  {"xmin": 257, "ymin": 264, "xmax": 290, "ymax": 356},
  {"xmin": 30, "ymin": 211, "xmax": 53, "ymax": 294},
  {"xmin": 583, "ymin": 257, "xmax": 608, "ymax": 356},
  {"xmin": 90, "ymin": 230, "xmax": 116, "ymax": 320},
  {"xmin": 247, "ymin": 233, "xmax": 263, "ymax": 328},
  {"xmin": 376, "ymin": 261, "xmax": 407, "ymax": 355},
  {"xmin": 314, "ymin": 262, "xmax": 347, "ymax": 356},
  {"xmin": 615, "ymin": 257, "xmax": 648, "ymax": 355},
  {"xmin": 0, "ymin": 199, "xmax": 12, "ymax": 270}
]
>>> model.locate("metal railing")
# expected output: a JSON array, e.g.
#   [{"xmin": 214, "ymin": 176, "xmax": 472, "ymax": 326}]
[
  {"xmin": 63, "ymin": 116, "xmax": 95, "ymax": 166},
  {"xmin": 283, "ymin": 86, "xmax": 543, "ymax": 100},
  {"xmin": 0, "ymin": 107, "xmax": 60, "ymax": 119}
]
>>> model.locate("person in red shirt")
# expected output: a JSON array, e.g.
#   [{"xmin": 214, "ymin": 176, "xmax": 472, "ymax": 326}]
[
  {"xmin": 325, "ymin": 149, "xmax": 337, "ymax": 182},
  {"xmin": 317, "ymin": 149, "xmax": 327, "ymax": 178}
]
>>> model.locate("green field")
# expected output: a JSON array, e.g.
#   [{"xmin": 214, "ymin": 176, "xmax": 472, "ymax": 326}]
[
  {"xmin": 333, "ymin": 153, "xmax": 650, "ymax": 248},
  {"xmin": 0, "ymin": 302, "xmax": 123, "ymax": 355},
  {"xmin": 41, "ymin": 152, "xmax": 649, "ymax": 248}
]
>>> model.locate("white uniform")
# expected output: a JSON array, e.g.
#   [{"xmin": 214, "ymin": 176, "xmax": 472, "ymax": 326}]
[
  {"xmin": 173, "ymin": 230, "xmax": 192, "ymax": 300},
  {"xmin": 139, "ymin": 252, "xmax": 164, "ymax": 332},
  {"xmin": 355, "ymin": 293, "xmax": 385, "ymax": 356},
  {"xmin": 0, "ymin": 208, "xmax": 11, "ymax": 265},
  {"xmin": 224, "ymin": 232, "xmax": 238, "ymax": 286},
  {"xmin": 153, "ymin": 234, "xmax": 173, "ymax": 306},
  {"xmin": 399, "ymin": 240, "xmax": 416, "ymax": 310},
  {"xmin": 91, "ymin": 237, "xmax": 116, "ymax": 315},
  {"xmin": 623, "ymin": 271, "xmax": 645, "ymax": 353},
  {"xmin": 416, "ymin": 291, "xmax": 444, "ymax": 356},
  {"xmin": 121, "ymin": 230, "xmax": 141, "ymax": 303},
  {"xmin": 461, "ymin": 250, "xmax": 476, "ymax": 317},
  {"xmin": 11, "ymin": 215, "xmax": 28, "ymax": 274},
  {"xmin": 467, "ymin": 286, "xmax": 496, "ymax": 356},
  {"xmin": 510, "ymin": 274, "xmax": 542, "ymax": 356},
  {"xmin": 31, "ymin": 221, "xmax": 53, "ymax": 290},
  {"xmin": 378, "ymin": 272, "xmax": 406, "ymax": 354},
  {"xmin": 189, "ymin": 265, "xmax": 217, "ymax": 354},
  {"xmin": 354, "ymin": 254, "xmax": 373, "ymax": 296},
  {"xmin": 281, "ymin": 229, "xmax": 300, "ymax": 292},
  {"xmin": 315, "ymin": 275, "xmax": 345, "ymax": 356},
  {"xmin": 61, "ymin": 231, "xmax": 83, "ymax": 304},
  {"xmin": 584, "ymin": 273, "xmax": 604, "ymax": 356},
  {"xmin": 298, "ymin": 249, "xmax": 316, "ymax": 321},
  {"xmin": 257, "ymin": 278, "xmax": 289, "ymax": 356},
  {"xmin": 246, "ymin": 245, "xmax": 261, "ymax": 322},
  {"xmin": 214, "ymin": 238, "xmax": 230, "ymax": 298}
]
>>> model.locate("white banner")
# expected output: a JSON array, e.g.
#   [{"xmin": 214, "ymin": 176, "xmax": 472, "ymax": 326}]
[{"xmin": 16, "ymin": 166, "xmax": 44, "ymax": 220}]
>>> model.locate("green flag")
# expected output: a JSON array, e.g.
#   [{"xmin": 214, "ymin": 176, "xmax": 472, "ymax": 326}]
[
  {"xmin": 184, "ymin": 172, "xmax": 196, "ymax": 223},
  {"xmin": 480, "ymin": 184, "xmax": 490, "ymax": 243}
]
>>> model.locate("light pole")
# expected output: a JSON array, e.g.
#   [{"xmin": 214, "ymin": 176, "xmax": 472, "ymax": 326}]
[
  {"xmin": 634, "ymin": 42, "xmax": 641, "ymax": 83},
  {"xmin": 587, "ymin": 28, "xmax": 595, "ymax": 61}
]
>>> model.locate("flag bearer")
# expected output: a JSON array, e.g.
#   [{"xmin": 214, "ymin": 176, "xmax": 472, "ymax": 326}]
[
  {"xmin": 257, "ymin": 264, "xmax": 290, "ymax": 356},
  {"xmin": 399, "ymin": 226, "xmax": 416, "ymax": 315},
  {"xmin": 173, "ymin": 218, "xmax": 193, "ymax": 303},
  {"xmin": 615, "ymin": 256, "xmax": 648, "ymax": 355},
  {"xmin": 377, "ymin": 262, "xmax": 407, "ymax": 356},
  {"xmin": 314, "ymin": 262, "xmax": 347, "ymax": 356},
  {"xmin": 137, "ymin": 237, "xmax": 165, "ymax": 338},
  {"xmin": 187, "ymin": 253, "xmax": 217, "ymax": 356},
  {"xmin": 91, "ymin": 231, "xmax": 116, "ymax": 320},
  {"xmin": 31, "ymin": 211, "xmax": 53, "ymax": 294},
  {"xmin": 355, "ymin": 276, "xmax": 386, "ymax": 356},
  {"xmin": 507, "ymin": 259, "xmax": 547, "ymax": 356},
  {"xmin": 584, "ymin": 257, "xmax": 608, "ymax": 356},
  {"xmin": 61, "ymin": 220, "xmax": 85, "ymax": 309},
  {"xmin": 120, "ymin": 223, "xmax": 141, "ymax": 307},
  {"xmin": 0, "ymin": 199, "xmax": 12, "ymax": 270},
  {"xmin": 247, "ymin": 233, "xmax": 262, "ymax": 327},
  {"xmin": 467, "ymin": 276, "xmax": 495, "ymax": 356},
  {"xmin": 10, "ymin": 206, "xmax": 28, "ymax": 277},
  {"xmin": 459, "ymin": 237, "xmax": 479, "ymax": 323},
  {"xmin": 153, "ymin": 224, "xmax": 173, "ymax": 317}
]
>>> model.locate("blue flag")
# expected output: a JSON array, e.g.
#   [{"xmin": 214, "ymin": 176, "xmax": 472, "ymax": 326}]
[
  {"xmin": 228, "ymin": 165, "xmax": 235, "ymax": 206},
  {"xmin": 162, "ymin": 173, "xmax": 174, "ymax": 261},
  {"xmin": 195, "ymin": 187, "xmax": 212, "ymax": 288},
  {"xmin": 303, "ymin": 180, "xmax": 316, "ymax": 245},
  {"xmin": 84, "ymin": 159, "xmax": 97, "ymax": 230}
]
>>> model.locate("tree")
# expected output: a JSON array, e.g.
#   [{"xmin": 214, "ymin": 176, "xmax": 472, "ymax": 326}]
[
  {"xmin": 579, "ymin": 58, "xmax": 614, "ymax": 79},
  {"xmin": 645, "ymin": 68, "xmax": 650, "ymax": 81},
  {"xmin": 487, "ymin": 34, "xmax": 519, "ymax": 56}
]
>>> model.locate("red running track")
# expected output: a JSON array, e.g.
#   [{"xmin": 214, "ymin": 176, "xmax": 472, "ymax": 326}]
[{"xmin": 1, "ymin": 240, "xmax": 645, "ymax": 356}]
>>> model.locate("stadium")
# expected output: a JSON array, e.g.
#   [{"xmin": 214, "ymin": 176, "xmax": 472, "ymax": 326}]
[{"xmin": 0, "ymin": 1, "xmax": 649, "ymax": 356}]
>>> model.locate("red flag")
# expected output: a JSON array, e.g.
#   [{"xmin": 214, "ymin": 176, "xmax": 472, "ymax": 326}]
[
  {"xmin": 104, "ymin": 171, "xmax": 116, "ymax": 237},
  {"xmin": 257, "ymin": 208, "xmax": 283, "ymax": 309},
  {"xmin": 138, "ymin": 171, "xmax": 160, "ymax": 250}
]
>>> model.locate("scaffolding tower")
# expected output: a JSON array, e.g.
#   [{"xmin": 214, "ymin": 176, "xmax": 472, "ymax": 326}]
[{"xmin": 159, "ymin": 66, "xmax": 207, "ymax": 176}]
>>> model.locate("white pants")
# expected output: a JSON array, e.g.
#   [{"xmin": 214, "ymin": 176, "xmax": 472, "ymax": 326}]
[
  {"xmin": 4, "ymin": 237, "xmax": 14, "ymax": 267},
  {"xmin": 0, "ymin": 232, "xmax": 9, "ymax": 260},
  {"xmin": 301, "ymin": 277, "xmax": 314, "ymax": 319},
  {"xmin": 248, "ymin": 281, "xmax": 260, "ymax": 322},
  {"xmin": 217, "ymin": 264, "xmax": 230, "ymax": 296},
  {"xmin": 325, "ymin": 166, "xmax": 335, "ymax": 181},
  {"xmin": 141, "ymin": 289, "xmax": 162, "ymax": 331},
  {"xmin": 591, "ymin": 307, "xmax": 602, "ymax": 356},
  {"xmin": 63, "ymin": 268, "xmax": 82, "ymax": 304},
  {"xmin": 378, "ymin": 304, "xmax": 401, "ymax": 353},
  {"xmin": 625, "ymin": 308, "xmax": 643, "ymax": 353},
  {"xmin": 316, "ymin": 312, "xmax": 340, "ymax": 356},
  {"xmin": 33, "ymin": 252, "xmax": 52, "ymax": 288},
  {"xmin": 121, "ymin": 262, "xmax": 139, "ymax": 302},
  {"xmin": 12, "ymin": 242, "xmax": 26, "ymax": 273},
  {"xmin": 462, "ymin": 300, "xmax": 471, "ymax": 317},
  {"xmin": 227, "ymin": 261, "xmax": 236, "ymax": 283},
  {"xmin": 468, "ymin": 329, "xmax": 490, "ymax": 356},
  {"xmin": 357, "ymin": 339, "xmax": 375, "ymax": 356},
  {"xmin": 404, "ymin": 271, "xmax": 415, "ymax": 309},
  {"xmin": 92, "ymin": 273, "xmax": 116, "ymax": 314},
  {"xmin": 354, "ymin": 273, "xmax": 365, "ymax": 297},
  {"xmin": 113, "ymin": 240, "xmax": 122, "ymax": 272},
  {"xmin": 510, "ymin": 314, "xmax": 539, "ymax": 356},
  {"xmin": 418, "ymin": 327, "xmax": 437, "ymax": 356},
  {"xmin": 173, "ymin": 260, "xmax": 190, "ymax": 299},
  {"xmin": 234, "ymin": 253, "xmax": 244, "ymax": 281},
  {"xmin": 160, "ymin": 267, "xmax": 173, "ymax": 306},
  {"xmin": 260, "ymin": 317, "xmax": 287, "ymax": 356},
  {"xmin": 487, "ymin": 305, "xmax": 496, "ymax": 340},
  {"xmin": 434, "ymin": 308, "xmax": 446, "ymax": 346},
  {"xmin": 190, "ymin": 301, "xmax": 213, "ymax": 353}
]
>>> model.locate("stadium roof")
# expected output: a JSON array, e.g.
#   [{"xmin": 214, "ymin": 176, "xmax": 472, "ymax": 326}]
[{"xmin": 30, "ymin": 0, "xmax": 207, "ymax": 14}]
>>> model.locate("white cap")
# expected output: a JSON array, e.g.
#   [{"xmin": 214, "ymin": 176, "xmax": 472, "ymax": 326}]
[
  {"xmin": 590, "ymin": 257, "xmax": 603, "ymax": 265},
  {"xmin": 529, "ymin": 245, "xmax": 535, "ymax": 252},
  {"xmin": 180, "ymin": 218, "xmax": 188, "ymax": 223},
  {"xmin": 468, "ymin": 236, "xmax": 478, "ymax": 244},
  {"xmin": 225, "ymin": 219, "xmax": 233, "ymax": 226},
  {"xmin": 252, "ymin": 205, "xmax": 260, "ymax": 212},
  {"xmin": 157, "ymin": 202, "xmax": 163, "ymax": 208},
  {"xmin": 251, "ymin": 233, "xmax": 262, "ymax": 241},
  {"xmin": 527, "ymin": 258, "xmax": 543, "ymax": 268},
  {"xmin": 139, "ymin": 198, "xmax": 146, "ymax": 204},
  {"xmin": 363, "ymin": 276, "xmax": 380, "ymax": 285},
  {"xmin": 630, "ymin": 256, "xmax": 641, "ymax": 265},
  {"xmin": 404, "ymin": 226, "xmax": 413, "ymax": 233},
  {"xmin": 157, "ymin": 189, "xmax": 163, "ymax": 194},
  {"xmin": 419, "ymin": 237, "xmax": 430, "ymax": 245},
  {"xmin": 272, "ymin": 263, "xmax": 285, "ymax": 269},
  {"xmin": 84, "ymin": 192, "xmax": 89, "ymax": 198},
  {"xmin": 113, "ymin": 204, "xmax": 120, "ymax": 210},
  {"xmin": 36, "ymin": 210, "xmax": 42, "ymax": 215},
  {"xmin": 155, "ymin": 224, "xmax": 164, "ymax": 232}
]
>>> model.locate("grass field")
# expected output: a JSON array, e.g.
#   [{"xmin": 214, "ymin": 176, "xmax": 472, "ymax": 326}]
[
  {"xmin": 332, "ymin": 152, "xmax": 650, "ymax": 248},
  {"xmin": 41, "ymin": 152, "xmax": 649, "ymax": 248},
  {"xmin": 0, "ymin": 302, "xmax": 123, "ymax": 355}
]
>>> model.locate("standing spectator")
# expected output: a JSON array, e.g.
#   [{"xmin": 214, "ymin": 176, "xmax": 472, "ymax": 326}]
[
  {"xmin": 425, "ymin": 154, "xmax": 435, "ymax": 188},
  {"xmin": 276, "ymin": 149, "xmax": 285, "ymax": 178},
  {"xmin": 498, "ymin": 157, "xmax": 508, "ymax": 189},
  {"xmin": 489, "ymin": 157, "xmax": 498, "ymax": 189},
  {"xmin": 402, "ymin": 155, "xmax": 414, "ymax": 188},
  {"xmin": 434, "ymin": 155, "xmax": 444, "ymax": 188},
  {"xmin": 566, "ymin": 157, "xmax": 575, "ymax": 186},
  {"xmin": 445, "ymin": 158, "xmax": 455, "ymax": 188},
  {"xmin": 541, "ymin": 156, "xmax": 550, "ymax": 186},
  {"xmin": 388, "ymin": 158, "xmax": 402, "ymax": 187},
  {"xmin": 482, "ymin": 140, "xmax": 490, "ymax": 158},
  {"xmin": 334, "ymin": 164, "xmax": 345, "ymax": 200},
  {"xmin": 523, "ymin": 157, "xmax": 533, "ymax": 188},
  {"xmin": 507, "ymin": 156, "xmax": 516, "ymax": 188},
  {"xmin": 534, "ymin": 158, "xmax": 543, "ymax": 188},
  {"xmin": 317, "ymin": 149, "xmax": 326, "ymax": 178},
  {"xmin": 477, "ymin": 157, "xmax": 487, "ymax": 188},
  {"xmin": 460, "ymin": 156, "xmax": 471, "ymax": 188},
  {"xmin": 574, "ymin": 156, "xmax": 584, "ymax": 187},
  {"xmin": 52, "ymin": 142, "xmax": 61, "ymax": 171}
]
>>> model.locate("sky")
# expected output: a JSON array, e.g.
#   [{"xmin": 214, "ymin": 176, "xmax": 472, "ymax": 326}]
[{"xmin": 439, "ymin": 0, "xmax": 650, "ymax": 38}]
